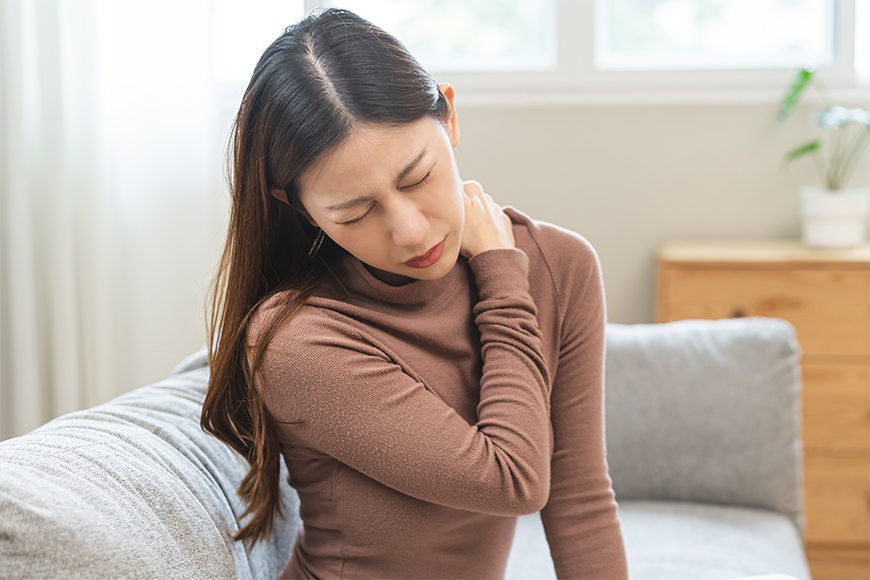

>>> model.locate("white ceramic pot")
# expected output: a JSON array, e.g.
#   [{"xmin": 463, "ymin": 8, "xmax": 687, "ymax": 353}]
[{"xmin": 799, "ymin": 186, "xmax": 870, "ymax": 248}]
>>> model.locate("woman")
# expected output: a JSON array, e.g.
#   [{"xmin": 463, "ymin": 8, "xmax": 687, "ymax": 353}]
[{"xmin": 202, "ymin": 8, "xmax": 628, "ymax": 579}]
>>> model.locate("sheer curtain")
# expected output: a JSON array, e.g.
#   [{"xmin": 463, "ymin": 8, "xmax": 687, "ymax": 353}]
[{"xmin": 0, "ymin": 0, "xmax": 231, "ymax": 440}]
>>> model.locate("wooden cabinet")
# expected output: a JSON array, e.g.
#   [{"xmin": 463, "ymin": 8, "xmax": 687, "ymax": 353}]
[{"xmin": 656, "ymin": 240, "xmax": 870, "ymax": 580}]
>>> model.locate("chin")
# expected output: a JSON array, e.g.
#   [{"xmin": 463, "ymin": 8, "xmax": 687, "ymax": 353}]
[{"xmin": 421, "ymin": 247, "xmax": 460, "ymax": 279}]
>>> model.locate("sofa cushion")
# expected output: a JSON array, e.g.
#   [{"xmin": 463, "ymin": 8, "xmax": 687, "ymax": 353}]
[
  {"xmin": 603, "ymin": 318, "xmax": 805, "ymax": 536},
  {"xmin": 506, "ymin": 501, "xmax": 811, "ymax": 580},
  {"xmin": 0, "ymin": 366, "xmax": 298, "ymax": 580}
]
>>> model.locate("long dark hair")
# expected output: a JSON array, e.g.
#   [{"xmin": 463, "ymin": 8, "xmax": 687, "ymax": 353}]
[{"xmin": 201, "ymin": 8, "xmax": 451, "ymax": 547}]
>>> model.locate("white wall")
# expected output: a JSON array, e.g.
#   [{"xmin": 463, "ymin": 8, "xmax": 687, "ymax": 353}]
[
  {"xmin": 452, "ymin": 100, "xmax": 870, "ymax": 324},
  {"xmin": 104, "ymin": 99, "xmax": 870, "ymax": 394}
]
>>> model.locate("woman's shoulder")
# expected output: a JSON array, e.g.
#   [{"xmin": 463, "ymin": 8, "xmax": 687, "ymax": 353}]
[
  {"xmin": 504, "ymin": 206, "xmax": 602, "ymax": 285},
  {"xmin": 504, "ymin": 207, "xmax": 606, "ymax": 334},
  {"xmin": 248, "ymin": 290, "xmax": 369, "ymax": 356}
]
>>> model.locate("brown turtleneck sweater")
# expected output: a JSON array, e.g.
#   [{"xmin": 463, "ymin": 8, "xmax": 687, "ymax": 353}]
[{"xmin": 251, "ymin": 207, "xmax": 628, "ymax": 579}]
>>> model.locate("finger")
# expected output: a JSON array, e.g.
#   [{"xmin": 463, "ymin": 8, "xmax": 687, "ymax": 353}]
[{"xmin": 463, "ymin": 180, "xmax": 483, "ymax": 197}]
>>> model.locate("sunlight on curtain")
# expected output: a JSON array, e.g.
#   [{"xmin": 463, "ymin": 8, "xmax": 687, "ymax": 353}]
[
  {"xmin": 857, "ymin": 0, "xmax": 870, "ymax": 81},
  {"xmin": 0, "ymin": 0, "xmax": 114, "ymax": 439},
  {"xmin": 99, "ymin": 0, "xmax": 229, "ymax": 405},
  {"xmin": 0, "ymin": 0, "xmax": 240, "ymax": 439}
]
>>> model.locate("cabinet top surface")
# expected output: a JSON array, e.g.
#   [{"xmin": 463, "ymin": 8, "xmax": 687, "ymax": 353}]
[{"xmin": 658, "ymin": 240, "xmax": 870, "ymax": 264}]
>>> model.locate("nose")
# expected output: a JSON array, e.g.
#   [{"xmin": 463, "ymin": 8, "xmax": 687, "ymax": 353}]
[{"xmin": 387, "ymin": 197, "xmax": 428, "ymax": 248}]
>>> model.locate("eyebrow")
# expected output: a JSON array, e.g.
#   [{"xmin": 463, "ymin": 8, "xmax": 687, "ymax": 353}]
[{"xmin": 324, "ymin": 147, "xmax": 429, "ymax": 212}]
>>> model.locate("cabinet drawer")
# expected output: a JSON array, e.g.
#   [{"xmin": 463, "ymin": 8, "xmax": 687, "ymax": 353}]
[
  {"xmin": 802, "ymin": 364, "xmax": 870, "ymax": 451},
  {"xmin": 805, "ymin": 544, "xmax": 870, "ymax": 580},
  {"xmin": 804, "ymin": 454, "xmax": 870, "ymax": 544},
  {"xmin": 658, "ymin": 267, "xmax": 870, "ymax": 357}
]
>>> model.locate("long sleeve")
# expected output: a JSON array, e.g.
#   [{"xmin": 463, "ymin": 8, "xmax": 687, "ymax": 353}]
[
  {"xmin": 256, "ymin": 248, "xmax": 551, "ymax": 516},
  {"xmin": 539, "ymin": 238, "xmax": 629, "ymax": 579}
]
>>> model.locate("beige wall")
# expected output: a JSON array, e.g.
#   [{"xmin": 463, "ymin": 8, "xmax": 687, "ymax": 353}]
[{"xmin": 452, "ymin": 101, "xmax": 870, "ymax": 324}]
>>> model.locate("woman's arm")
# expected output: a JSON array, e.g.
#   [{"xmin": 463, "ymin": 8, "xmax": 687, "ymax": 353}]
[
  {"xmin": 258, "ymin": 247, "xmax": 551, "ymax": 516},
  {"xmin": 539, "ymin": 238, "xmax": 629, "ymax": 579}
]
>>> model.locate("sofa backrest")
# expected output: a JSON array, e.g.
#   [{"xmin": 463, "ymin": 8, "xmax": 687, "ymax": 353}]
[{"xmin": 603, "ymin": 317, "xmax": 806, "ymax": 537}]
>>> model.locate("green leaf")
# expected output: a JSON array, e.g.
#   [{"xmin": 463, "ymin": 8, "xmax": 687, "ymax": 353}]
[
  {"xmin": 777, "ymin": 67, "xmax": 815, "ymax": 121},
  {"xmin": 784, "ymin": 139, "xmax": 821, "ymax": 162}
]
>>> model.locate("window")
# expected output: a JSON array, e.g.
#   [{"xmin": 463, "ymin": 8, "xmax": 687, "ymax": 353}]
[
  {"xmin": 210, "ymin": 0, "xmax": 869, "ymax": 104},
  {"xmin": 595, "ymin": 0, "xmax": 834, "ymax": 70},
  {"xmin": 334, "ymin": 0, "xmax": 556, "ymax": 72}
]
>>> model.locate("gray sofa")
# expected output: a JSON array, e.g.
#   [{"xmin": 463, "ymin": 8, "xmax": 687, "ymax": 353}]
[{"xmin": 0, "ymin": 317, "xmax": 811, "ymax": 579}]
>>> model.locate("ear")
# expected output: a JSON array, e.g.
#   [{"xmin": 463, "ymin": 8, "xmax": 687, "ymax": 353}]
[
  {"xmin": 270, "ymin": 187, "xmax": 290, "ymax": 205},
  {"xmin": 298, "ymin": 208, "xmax": 319, "ymax": 228},
  {"xmin": 438, "ymin": 82, "xmax": 460, "ymax": 148},
  {"xmin": 294, "ymin": 198, "xmax": 320, "ymax": 228},
  {"xmin": 272, "ymin": 187, "xmax": 319, "ymax": 227}
]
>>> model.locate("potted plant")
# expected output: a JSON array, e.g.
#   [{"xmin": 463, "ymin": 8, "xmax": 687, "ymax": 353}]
[{"xmin": 778, "ymin": 67, "xmax": 870, "ymax": 248}]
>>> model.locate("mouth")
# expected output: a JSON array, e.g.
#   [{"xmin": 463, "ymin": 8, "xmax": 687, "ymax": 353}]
[{"xmin": 404, "ymin": 238, "xmax": 446, "ymax": 269}]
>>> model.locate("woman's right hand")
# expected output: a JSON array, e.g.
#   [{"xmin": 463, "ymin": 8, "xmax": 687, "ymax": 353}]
[{"xmin": 459, "ymin": 180, "xmax": 515, "ymax": 260}]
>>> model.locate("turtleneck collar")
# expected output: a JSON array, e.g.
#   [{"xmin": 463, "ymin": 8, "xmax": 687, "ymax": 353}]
[{"xmin": 319, "ymin": 252, "xmax": 468, "ymax": 312}]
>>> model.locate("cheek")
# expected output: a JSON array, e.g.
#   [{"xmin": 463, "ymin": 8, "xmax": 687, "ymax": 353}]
[
  {"xmin": 449, "ymin": 176, "xmax": 465, "ymax": 223},
  {"xmin": 327, "ymin": 227, "xmax": 383, "ymax": 260}
]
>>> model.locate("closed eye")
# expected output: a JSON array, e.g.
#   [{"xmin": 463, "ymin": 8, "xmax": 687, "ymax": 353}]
[
  {"xmin": 400, "ymin": 171, "xmax": 431, "ymax": 192},
  {"xmin": 342, "ymin": 204, "xmax": 376, "ymax": 226},
  {"xmin": 341, "ymin": 170, "xmax": 431, "ymax": 225}
]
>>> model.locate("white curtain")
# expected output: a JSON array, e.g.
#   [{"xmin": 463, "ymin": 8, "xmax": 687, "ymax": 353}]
[{"xmin": 0, "ymin": 0, "xmax": 232, "ymax": 440}]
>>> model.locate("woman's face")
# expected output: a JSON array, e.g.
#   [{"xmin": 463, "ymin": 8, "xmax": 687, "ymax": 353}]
[{"xmin": 295, "ymin": 91, "xmax": 464, "ymax": 286}]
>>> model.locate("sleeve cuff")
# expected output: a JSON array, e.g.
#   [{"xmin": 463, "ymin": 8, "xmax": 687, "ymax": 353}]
[{"xmin": 467, "ymin": 248, "xmax": 531, "ymax": 300}]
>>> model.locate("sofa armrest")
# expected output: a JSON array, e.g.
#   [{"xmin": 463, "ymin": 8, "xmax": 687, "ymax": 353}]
[
  {"xmin": 171, "ymin": 345, "xmax": 209, "ymax": 375},
  {"xmin": 603, "ymin": 317, "xmax": 805, "ymax": 537},
  {"xmin": 0, "ymin": 367, "xmax": 298, "ymax": 580}
]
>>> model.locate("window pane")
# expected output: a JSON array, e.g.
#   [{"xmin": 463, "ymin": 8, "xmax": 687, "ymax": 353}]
[
  {"xmin": 212, "ymin": 0, "xmax": 305, "ymax": 81},
  {"xmin": 595, "ymin": 0, "xmax": 834, "ymax": 70},
  {"xmin": 330, "ymin": 0, "xmax": 557, "ymax": 72}
]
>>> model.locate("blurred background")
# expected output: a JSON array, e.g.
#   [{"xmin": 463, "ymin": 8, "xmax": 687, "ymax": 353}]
[{"xmin": 1, "ymin": 0, "xmax": 868, "ymax": 440}]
